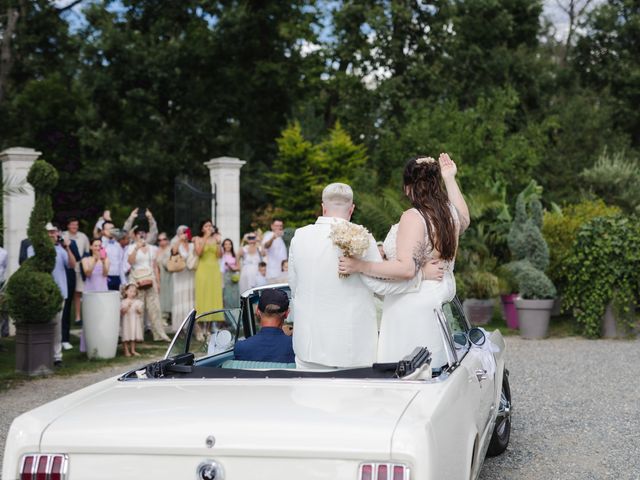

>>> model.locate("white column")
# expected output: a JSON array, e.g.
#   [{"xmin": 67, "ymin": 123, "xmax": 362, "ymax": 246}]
[
  {"xmin": 204, "ymin": 157, "xmax": 246, "ymax": 249},
  {"xmin": 1, "ymin": 147, "xmax": 39, "ymax": 277}
]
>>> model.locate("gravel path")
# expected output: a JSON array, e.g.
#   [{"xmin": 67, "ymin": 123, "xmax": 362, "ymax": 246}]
[
  {"xmin": 480, "ymin": 337, "xmax": 640, "ymax": 480},
  {"xmin": 1, "ymin": 337, "xmax": 639, "ymax": 479}
]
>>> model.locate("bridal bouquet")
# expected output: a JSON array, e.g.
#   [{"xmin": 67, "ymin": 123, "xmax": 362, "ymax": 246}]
[{"xmin": 329, "ymin": 221, "xmax": 371, "ymax": 278}]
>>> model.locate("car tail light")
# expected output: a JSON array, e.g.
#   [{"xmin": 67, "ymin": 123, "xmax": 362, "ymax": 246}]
[
  {"xmin": 359, "ymin": 462, "xmax": 410, "ymax": 480},
  {"xmin": 20, "ymin": 454, "xmax": 68, "ymax": 480}
]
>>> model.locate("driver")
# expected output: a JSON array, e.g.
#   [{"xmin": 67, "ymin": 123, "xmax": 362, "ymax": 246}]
[{"xmin": 234, "ymin": 289, "xmax": 295, "ymax": 363}]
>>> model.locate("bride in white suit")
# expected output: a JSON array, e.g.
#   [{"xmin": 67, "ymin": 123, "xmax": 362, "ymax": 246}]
[{"xmin": 339, "ymin": 153, "xmax": 470, "ymax": 368}]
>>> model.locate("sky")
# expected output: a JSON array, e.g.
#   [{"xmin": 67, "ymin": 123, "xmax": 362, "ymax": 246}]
[{"xmin": 56, "ymin": 0, "xmax": 605, "ymax": 42}]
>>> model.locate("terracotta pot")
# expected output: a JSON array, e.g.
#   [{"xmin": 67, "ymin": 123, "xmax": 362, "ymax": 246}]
[
  {"xmin": 500, "ymin": 294, "xmax": 519, "ymax": 329},
  {"xmin": 15, "ymin": 322, "xmax": 55, "ymax": 376},
  {"xmin": 515, "ymin": 298, "xmax": 554, "ymax": 339},
  {"xmin": 463, "ymin": 298, "xmax": 495, "ymax": 325}
]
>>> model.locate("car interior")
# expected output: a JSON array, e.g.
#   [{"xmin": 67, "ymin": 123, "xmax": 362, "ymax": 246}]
[{"xmin": 120, "ymin": 286, "xmax": 472, "ymax": 382}]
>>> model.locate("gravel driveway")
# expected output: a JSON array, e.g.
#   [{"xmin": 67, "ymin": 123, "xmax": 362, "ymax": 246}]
[{"xmin": 1, "ymin": 337, "xmax": 639, "ymax": 479}]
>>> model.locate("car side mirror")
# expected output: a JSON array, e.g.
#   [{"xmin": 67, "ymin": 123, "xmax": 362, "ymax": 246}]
[
  {"xmin": 453, "ymin": 332, "xmax": 469, "ymax": 348},
  {"xmin": 468, "ymin": 327, "xmax": 486, "ymax": 347}
]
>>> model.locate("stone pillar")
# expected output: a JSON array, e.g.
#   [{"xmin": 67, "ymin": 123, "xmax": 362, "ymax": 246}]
[
  {"xmin": 204, "ymin": 157, "xmax": 246, "ymax": 249},
  {"xmin": 1, "ymin": 147, "xmax": 39, "ymax": 336},
  {"xmin": 1, "ymin": 147, "xmax": 39, "ymax": 277}
]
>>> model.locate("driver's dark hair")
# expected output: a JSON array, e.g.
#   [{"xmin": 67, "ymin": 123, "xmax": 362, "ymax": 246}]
[
  {"xmin": 403, "ymin": 157, "xmax": 457, "ymax": 261},
  {"xmin": 261, "ymin": 304, "xmax": 286, "ymax": 316}
]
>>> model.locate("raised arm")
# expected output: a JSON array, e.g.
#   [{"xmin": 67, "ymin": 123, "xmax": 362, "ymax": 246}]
[{"xmin": 439, "ymin": 153, "xmax": 470, "ymax": 233}]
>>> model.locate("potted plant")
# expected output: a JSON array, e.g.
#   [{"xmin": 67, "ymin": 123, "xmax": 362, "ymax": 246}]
[
  {"xmin": 564, "ymin": 215, "xmax": 640, "ymax": 338},
  {"xmin": 5, "ymin": 160, "xmax": 62, "ymax": 375},
  {"xmin": 506, "ymin": 182, "xmax": 557, "ymax": 339},
  {"xmin": 462, "ymin": 270, "xmax": 499, "ymax": 325},
  {"xmin": 497, "ymin": 266, "xmax": 519, "ymax": 329}
]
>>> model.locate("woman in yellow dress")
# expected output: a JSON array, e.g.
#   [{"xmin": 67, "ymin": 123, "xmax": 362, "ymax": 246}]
[{"xmin": 194, "ymin": 219, "xmax": 223, "ymax": 327}]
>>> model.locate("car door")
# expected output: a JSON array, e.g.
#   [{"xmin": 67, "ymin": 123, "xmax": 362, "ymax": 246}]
[{"xmin": 440, "ymin": 300, "xmax": 496, "ymax": 447}]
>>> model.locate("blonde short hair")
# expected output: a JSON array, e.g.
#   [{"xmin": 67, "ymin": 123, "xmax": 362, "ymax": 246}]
[{"xmin": 322, "ymin": 183, "xmax": 353, "ymax": 209}]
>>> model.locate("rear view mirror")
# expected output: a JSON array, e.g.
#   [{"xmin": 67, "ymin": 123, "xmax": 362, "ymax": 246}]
[{"xmin": 468, "ymin": 327, "xmax": 486, "ymax": 347}]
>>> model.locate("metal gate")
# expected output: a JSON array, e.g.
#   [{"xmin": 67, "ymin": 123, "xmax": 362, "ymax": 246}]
[{"xmin": 173, "ymin": 176, "xmax": 216, "ymax": 234}]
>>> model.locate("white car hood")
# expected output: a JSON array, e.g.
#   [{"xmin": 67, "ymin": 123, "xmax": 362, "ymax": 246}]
[{"xmin": 40, "ymin": 379, "xmax": 420, "ymax": 458}]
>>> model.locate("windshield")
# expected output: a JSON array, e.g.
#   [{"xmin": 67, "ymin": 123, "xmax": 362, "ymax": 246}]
[{"xmin": 166, "ymin": 308, "xmax": 241, "ymax": 360}]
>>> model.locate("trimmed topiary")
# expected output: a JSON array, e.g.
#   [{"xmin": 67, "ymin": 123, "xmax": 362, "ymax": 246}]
[
  {"xmin": 506, "ymin": 182, "xmax": 556, "ymax": 299},
  {"xmin": 5, "ymin": 160, "xmax": 62, "ymax": 325}
]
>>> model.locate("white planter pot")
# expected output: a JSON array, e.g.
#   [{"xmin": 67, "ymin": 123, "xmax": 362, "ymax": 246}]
[
  {"xmin": 515, "ymin": 298, "xmax": 554, "ymax": 339},
  {"xmin": 82, "ymin": 291, "xmax": 121, "ymax": 359}
]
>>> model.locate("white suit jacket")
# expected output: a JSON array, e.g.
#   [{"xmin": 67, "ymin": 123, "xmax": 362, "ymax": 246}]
[{"xmin": 289, "ymin": 217, "xmax": 420, "ymax": 367}]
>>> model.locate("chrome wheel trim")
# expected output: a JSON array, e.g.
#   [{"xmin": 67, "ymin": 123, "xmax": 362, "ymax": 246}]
[{"xmin": 495, "ymin": 388, "xmax": 511, "ymax": 437}]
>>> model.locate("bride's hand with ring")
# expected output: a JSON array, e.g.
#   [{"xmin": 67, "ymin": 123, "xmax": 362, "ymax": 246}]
[{"xmin": 338, "ymin": 256, "xmax": 364, "ymax": 275}]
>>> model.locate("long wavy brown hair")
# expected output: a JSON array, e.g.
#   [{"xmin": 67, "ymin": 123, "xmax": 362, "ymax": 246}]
[{"xmin": 403, "ymin": 157, "xmax": 457, "ymax": 261}]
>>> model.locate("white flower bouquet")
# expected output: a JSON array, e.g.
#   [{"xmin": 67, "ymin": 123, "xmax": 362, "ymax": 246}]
[{"xmin": 329, "ymin": 221, "xmax": 371, "ymax": 278}]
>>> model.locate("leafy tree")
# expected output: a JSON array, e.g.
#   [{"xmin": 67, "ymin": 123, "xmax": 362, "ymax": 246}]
[
  {"xmin": 573, "ymin": 0, "xmax": 640, "ymax": 145},
  {"xmin": 267, "ymin": 121, "xmax": 368, "ymax": 227}
]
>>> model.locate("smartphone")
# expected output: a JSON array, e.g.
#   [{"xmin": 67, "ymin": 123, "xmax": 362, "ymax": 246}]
[
  {"xmin": 100, "ymin": 247, "xmax": 107, "ymax": 260},
  {"xmin": 138, "ymin": 208, "xmax": 146, "ymax": 219}
]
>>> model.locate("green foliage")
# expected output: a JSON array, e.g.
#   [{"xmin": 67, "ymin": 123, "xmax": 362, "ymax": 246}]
[
  {"xmin": 508, "ymin": 181, "xmax": 549, "ymax": 271},
  {"xmin": 354, "ymin": 187, "xmax": 409, "ymax": 241},
  {"xmin": 506, "ymin": 260, "xmax": 556, "ymax": 300},
  {"xmin": 580, "ymin": 150, "xmax": 640, "ymax": 214},
  {"xmin": 506, "ymin": 182, "xmax": 556, "ymax": 299},
  {"xmin": 464, "ymin": 270, "xmax": 500, "ymax": 300},
  {"xmin": 574, "ymin": 0, "xmax": 640, "ymax": 145},
  {"xmin": 5, "ymin": 269, "xmax": 62, "ymax": 324},
  {"xmin": 5, "ymin": 160, "xmax": 62, "ymax": 324},
  {"xmin": 267, "ymin": 122, "xmax": 368, "ymax": 227},
  {"xmin": 542, "ymin": 199, "xmax": 621, "ymax": 293},
  {"xmin": 564, "ymin": 215, "xmax": 640, "ymax": 337}
]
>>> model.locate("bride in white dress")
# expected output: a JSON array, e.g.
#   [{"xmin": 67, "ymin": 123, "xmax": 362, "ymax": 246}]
[{"xmin": 339, "ymin": 153, "xmax": 470, "ymax": 368}]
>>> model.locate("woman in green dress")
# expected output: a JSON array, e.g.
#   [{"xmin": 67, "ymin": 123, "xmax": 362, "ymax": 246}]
[{"xmin": 194, "ymin": 219, "xmax": 223, "ymax": 328}]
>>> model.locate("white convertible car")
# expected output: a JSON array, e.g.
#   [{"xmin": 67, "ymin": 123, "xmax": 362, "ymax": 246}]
[{"xmin": 4, "ymin": 285, "xmax": 511, "ymax": 480}]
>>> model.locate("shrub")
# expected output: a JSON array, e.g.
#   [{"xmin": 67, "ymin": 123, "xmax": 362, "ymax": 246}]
[
  {"xmin": 564, "ymin": 215, "xmax": 640, "ymax": 337},
  {"xmin": 5, "ymin": 160, "xmax": 62, "ymax": 325},
  {"xmin": 464, "ymin": 270, "xmax": 499, "ymax": 299},
  {"xmin": 506, "ymin": 181, "xmax": 556, "ymax": 299},
  {"xmin": 543, "ymin": 199, "xmax": 620, "ymax": 294}
]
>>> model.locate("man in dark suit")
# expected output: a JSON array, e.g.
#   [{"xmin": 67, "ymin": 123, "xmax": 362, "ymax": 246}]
[
  {"xmin": 18, "ymin": 238, "xmax": 32, "ymax": 265},
  {"xmin": 234, "ymin": 288, "xmax": 294, "ymax": 363}
]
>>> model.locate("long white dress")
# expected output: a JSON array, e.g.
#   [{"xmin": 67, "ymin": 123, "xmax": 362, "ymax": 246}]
[
  {"xmin": 377, "ymin": 207, "xmax": 459, "ymax": 368},
  {"xmin": 239, "ymin": 246, "xmax": 262, "ymax": 294},
  {"xmin": 170, "ymin": 243, "xmax": 195, "ymax": 333}
]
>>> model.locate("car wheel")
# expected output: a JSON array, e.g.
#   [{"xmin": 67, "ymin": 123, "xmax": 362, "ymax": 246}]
[{"xmin": 486, "ymin": 371, "xmax": 511, "ymax": 457}]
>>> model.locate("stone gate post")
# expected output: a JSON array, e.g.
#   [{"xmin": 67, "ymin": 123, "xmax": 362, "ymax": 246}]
[
  {"xmin": 1, "ymin": 147, "xmax": 39, "ymax": 277},
  {"xmin": 204, "ymin": 157, "xmax": 246, "ymax": 249}
]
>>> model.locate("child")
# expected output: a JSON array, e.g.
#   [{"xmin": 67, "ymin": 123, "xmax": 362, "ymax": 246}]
[
  {"xmin": 120, "ymin": 282, "xmax": 144, "ymax": 356},
  {"xmin": 252, "ymin": 261, "xmax": 268, "ymax": 288}
]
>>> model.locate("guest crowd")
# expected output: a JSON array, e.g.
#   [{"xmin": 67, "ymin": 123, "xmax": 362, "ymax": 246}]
[{"xmin": 5, "ymin": 209, "xmax": 290, "ymax": 365}]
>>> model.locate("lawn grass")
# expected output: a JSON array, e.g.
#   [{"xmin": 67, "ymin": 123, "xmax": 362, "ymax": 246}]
[{"xmin": 0, "ymin": 331, "xmax": 168, "ymax": 391}]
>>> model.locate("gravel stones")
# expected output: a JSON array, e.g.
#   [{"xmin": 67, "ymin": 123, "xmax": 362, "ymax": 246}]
[{"xmin": 480, "ymin": 337, "xmax": 640, "ymax": 480}]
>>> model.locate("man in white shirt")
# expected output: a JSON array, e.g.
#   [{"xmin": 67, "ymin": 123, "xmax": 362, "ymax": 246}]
[
  {"xmin": 262, "ymin": 218, "xmax": 287, "ymax": 281},
  {"xmin": 101, "ymin": 221, "xmax": 126, "ymax": 291},
  {"xmin": 288, "ymin": 183, "xmax": 422, "ymax": 369}
]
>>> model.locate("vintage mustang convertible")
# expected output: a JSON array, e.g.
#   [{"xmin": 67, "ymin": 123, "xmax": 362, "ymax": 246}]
[{"xmin": 4, "ymin": 284, "xmax": 511, "ymax": 480}]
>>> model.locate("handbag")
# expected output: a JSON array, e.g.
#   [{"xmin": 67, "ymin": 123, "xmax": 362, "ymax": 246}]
[
  {"xmin": 186, "ymin": 250, "xmax": 199, "ymax": 270},
  {"xmin": 166, "ymin": 252, "xmax": 186, "ymax": 273},
  {"xmin": 131, "ymin": 248, "xmax": 154, "ymax": 289},
  {"xmin": 131, "ymin": 266, "xmax": 154, "ymax": 289}
]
